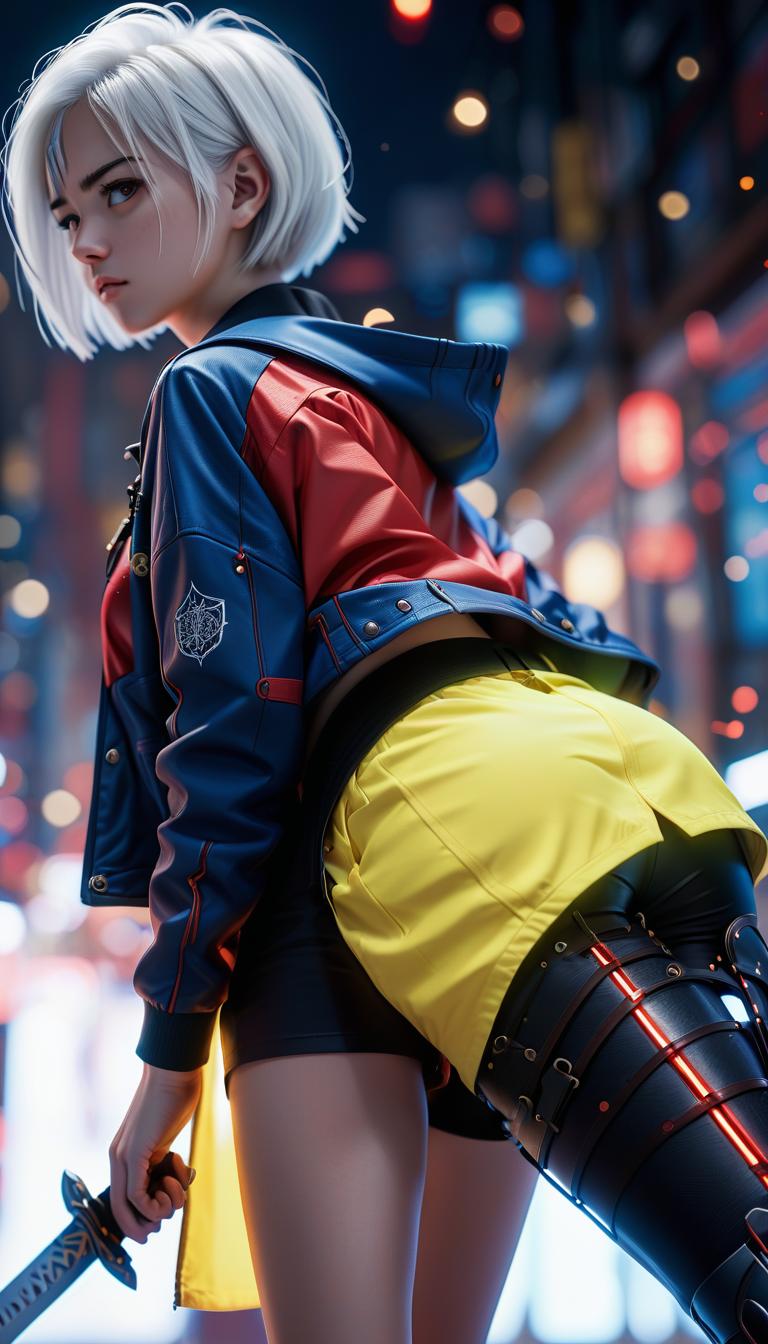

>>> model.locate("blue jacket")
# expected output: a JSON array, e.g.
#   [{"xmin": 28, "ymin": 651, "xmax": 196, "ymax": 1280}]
[{"xmin": 80, "ymin": 282, "xmax": 660, "ymax": 1070}]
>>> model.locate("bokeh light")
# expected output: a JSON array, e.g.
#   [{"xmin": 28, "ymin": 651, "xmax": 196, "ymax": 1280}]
[
  {"xmin": 676, "ymin": 55, "xmax": 700, "ymax": 81},
  {"xmin": 451, "ymin": 92, "xmax": 489, "ymax": 131},
  {"xmin": 658, "ymin": 191, "xmax": 690, "ymax": 220},
  {"xmin": 488, "ymin": 5, "xmax": 524, "ymax": 40},
  {"xmin": 732, "ymin": 686, "xmax": 759, "ymax": 714},
  {"xmin": 563, "ymin": 536, "xmax": 626, "ymax": 609}
]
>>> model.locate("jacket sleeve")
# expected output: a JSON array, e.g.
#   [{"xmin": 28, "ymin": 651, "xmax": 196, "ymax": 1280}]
[
  {"xmin": 456, "ymin": 489, "xmax": 656, "ymax": 710},
  {"xmin": 132, "ymin": 358, "xmax": 306, "ymax": 1070}
]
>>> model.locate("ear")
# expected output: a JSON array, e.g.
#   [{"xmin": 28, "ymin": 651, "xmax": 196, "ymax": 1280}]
[{"xmin": 227, "ymin": 146, "xmax": 270, "ymax": 229}]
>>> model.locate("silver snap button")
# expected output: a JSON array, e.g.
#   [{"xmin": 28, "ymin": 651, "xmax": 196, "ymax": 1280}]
[
  {"xmin": 523, "ymin": 1047, "xmax": 537, "ymax": 1061},
  {"xmin": 554, "ymin": 940, "xmax": 567, "ymax": 952},
  {"xmin": 88, "ymin": 874, "xmax": 109, "ymax": 893},
  {"xmin": 396, "ymin": 599, "xmax": 412, "ymax": 612},
  {"xmin": 105, "ymin": 748, "xmax": 120, "ymax": 765},
  {"xmin": 492, "ymin": 1034, "xmax": 509, "ymax": 1054},
  {"xmin": 362, "ymin": 621, "xmax": 380, "ymax": 637},
  {"xmin": 560, "ymin": 617, "xmax": 575, "ymax": 632}
]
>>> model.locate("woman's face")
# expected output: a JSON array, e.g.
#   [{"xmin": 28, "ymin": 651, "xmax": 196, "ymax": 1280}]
[{"xmin": 44, "ymin": 96, "xmax": 278, "ymax": 345}]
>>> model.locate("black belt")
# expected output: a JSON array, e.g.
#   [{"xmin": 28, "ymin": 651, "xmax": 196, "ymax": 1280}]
[{"xmin": 283, "ymin": 636, "xmax": 557, "ymax": 899}]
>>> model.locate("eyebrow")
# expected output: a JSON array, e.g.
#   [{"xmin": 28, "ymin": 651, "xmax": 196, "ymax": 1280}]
[{"xmin": 48, "ymin": 155, "xmax": 138, "ymax": 211}]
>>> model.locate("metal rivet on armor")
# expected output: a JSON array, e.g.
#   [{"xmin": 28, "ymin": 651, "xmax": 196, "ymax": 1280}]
[
  {"xmin": 396, "ymin": 599, "xmax": 412, "ymax": 612},
  {"xmin": 487, "ymin": 1061, "xmax": 494, "ymax": 1069},
  {"xmin": 540, "ymin": 960, "xmax": 548, "ymax": 968},
  {"xmin": 535, "ymin": 1113, "xmax": 543, "ymax": 1122},
  {"xmin": 666, "ymin": 963, "xmax": 683, "ymax": 977},
  {"xmin": 105, "ymin": 748, "xmax": 120, "ymax": 765},
  {"xmin": 257, "ymin": 679, "xmax": 270, "ymax": 696},
  {"xmin": 494, "ymin": 373, "xmax": 501, "ymax": 387},
  {"xmin": 130, "ymin": 552, "xmax": 149, "ymax": 577},
  {"xmin": 363, "ymin": 620, "xmax": 380, "ymax": 637},
  {"xmin": 88, "ymin": 874, "xmax": 109, "ymax": 893},
  {"xmin": 523, "ymin": 1047, "xmax": 537, "ymax": 1061},
  {"xmin": 530, "ymin": 608, "xmax": 547, "ymax": 623},
  {"xmin": 235, "ymin": 564, "xmax": 245, "ymax": 574},
  {"xmin": 554, "ymin": 940, "xmax": 567, "ymax": 952},
  {"xmin": 492, "ymin": 1034, "xmax": 509, "ymax": 1053},
  {"xmin": 560, "ymin": 617, "xmax": 575, "ymax": 632}
]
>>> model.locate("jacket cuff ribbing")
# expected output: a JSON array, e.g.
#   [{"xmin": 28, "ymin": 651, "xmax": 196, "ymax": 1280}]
[{"xmin": 136, "ymin": 1001, "xmax": 218, "ymax": 1070}]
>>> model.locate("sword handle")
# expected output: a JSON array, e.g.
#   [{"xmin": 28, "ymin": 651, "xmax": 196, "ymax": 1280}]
[{"xmin": 94, "ymin": 1149, "xmax": 187, "ymax": 1240}]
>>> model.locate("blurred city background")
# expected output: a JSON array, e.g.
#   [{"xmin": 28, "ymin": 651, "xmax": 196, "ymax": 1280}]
[{"xmin": 2, "ymin": 0, "xmax": 768, "ymax": 1339}]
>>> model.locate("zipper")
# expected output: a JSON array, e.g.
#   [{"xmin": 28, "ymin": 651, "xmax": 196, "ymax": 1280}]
[{"xmin": 105, "ymin": 470, "xmax": 143, "ymax": 579}]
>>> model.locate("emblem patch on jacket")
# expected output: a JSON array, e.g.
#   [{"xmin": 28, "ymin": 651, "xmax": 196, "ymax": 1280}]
[{"xmin": 174, "ymin": 582, "xmax": 227, "ymax": 665}]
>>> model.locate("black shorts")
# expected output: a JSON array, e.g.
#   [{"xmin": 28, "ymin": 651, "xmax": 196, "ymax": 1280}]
[{"xmin": 219, "ymin": 637, "xmax": 554, "ymax": 1142}]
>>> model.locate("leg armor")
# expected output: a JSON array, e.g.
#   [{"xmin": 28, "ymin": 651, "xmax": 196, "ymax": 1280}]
[{"xmin": 475, "ymin": 895, "xmax": 768, "ymax": 1343}]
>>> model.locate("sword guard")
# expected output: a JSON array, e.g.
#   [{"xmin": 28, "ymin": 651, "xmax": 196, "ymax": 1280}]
[{"xmin": 61, "ymin": 1172, "xmax": 136, "ymax": 1290}]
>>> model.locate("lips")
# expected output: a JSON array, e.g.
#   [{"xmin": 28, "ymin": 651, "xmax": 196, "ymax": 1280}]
[{"xmin": 95, "ymin": 278, "xmax": 127, "ymax": 295}]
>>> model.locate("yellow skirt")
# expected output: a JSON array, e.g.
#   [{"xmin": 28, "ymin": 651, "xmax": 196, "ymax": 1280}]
[
  {"xmin": 322, "ymin": 665, "xmax": 768, "ymax": 1095},
  {"xmin": 173, "ymin": 663, "xmax": 768, "ymax": 1311}
]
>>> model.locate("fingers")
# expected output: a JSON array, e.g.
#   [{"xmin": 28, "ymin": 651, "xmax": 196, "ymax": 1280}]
[
  {"xmin": 108, "ymin": 1142, "xmax": 196, "ymax": 1244},
  {"xmin": 156, "ymin": 1175, "xmax": 187, "ymax": 1213},
  {"xmin": 108, "ymin": 1151, "xmax": 166, "ymax": 1244}
]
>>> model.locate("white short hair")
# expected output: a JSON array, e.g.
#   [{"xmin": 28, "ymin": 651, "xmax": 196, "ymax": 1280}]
[{"xmin": 0, "ymin": 2, "xmax": 365, "ymax": 361}]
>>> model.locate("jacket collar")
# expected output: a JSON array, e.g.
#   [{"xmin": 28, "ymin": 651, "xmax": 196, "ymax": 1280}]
[
  {"xmin": 201, "ymin": 282, "xmax": 342, "ymax": 339},
  {"xmin": 123, "ymin": 283, "xmax": 342, "ymax": 463}
]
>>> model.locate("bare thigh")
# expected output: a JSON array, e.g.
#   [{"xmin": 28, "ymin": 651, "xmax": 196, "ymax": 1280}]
[
  {"xmin": 413, "ymin": 1125, "xmax": 539, "ymax": 1344},
  {"xmin": 228, "ymin": 1051, "xmax": 429, "ymax": 1344}
]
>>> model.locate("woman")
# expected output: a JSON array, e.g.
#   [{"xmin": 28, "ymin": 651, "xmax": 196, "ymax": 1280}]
[{"xmin": 3, "ymin": 5, "xmax": 767, "ymax": 1342}]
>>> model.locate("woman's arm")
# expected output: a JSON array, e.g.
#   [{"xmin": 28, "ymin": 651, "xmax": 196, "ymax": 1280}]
[{"xmin": 132, "ymin": 358, "xmax": 306, "ymax": 1072}]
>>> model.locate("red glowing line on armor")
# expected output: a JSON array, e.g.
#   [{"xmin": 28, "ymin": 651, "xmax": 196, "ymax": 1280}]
[{"xmin": 589, "ymin": 941, "xmax": 768, "ymax": 1185}]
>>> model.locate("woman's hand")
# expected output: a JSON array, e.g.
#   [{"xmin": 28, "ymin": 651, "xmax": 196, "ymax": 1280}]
[{"xmin": 109, "ymin": 1061, "xmax": 203, "ymax": 1243}]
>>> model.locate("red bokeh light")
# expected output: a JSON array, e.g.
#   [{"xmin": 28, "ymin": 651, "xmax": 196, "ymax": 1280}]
[
  {"xmin": 732, "ymin": 686, "xmax": 759, "ymax": 714},
  {"xmin": 0, "ymin": 841, "xmax": 43, "ymax": 894},
  {"xmin": 626, "ymin": 522, "xmax": 698, "ymax": 583},
  {"xmin": 488, "ymin": 5, "xmax": 525, "ymax": 40},
  {"xmin": 62, "ymin": 761, "xmax": 94, "ymax": 805},
  {"xmin": 689, "ymin": 420, "xmax": 729, "ymax": 464},
  {"xmin": 691, "ymin": 477, "xmax": 724, "ymax": 513},
  {"xmin": 467, "ymin": 175, "xmax": 517, "ymax": 232},
  {"xmin": 0, "ymin": 759, "xmax": 25, "ymax": 795},
  {"xmin": 684, "ymin": 311, "xmax": 722, "ymax": 368},
  {"xmin": 711, "ymin": 720, "xmax": 745, "ymax": 738},
  {"xmin": 618, "ymin": 391, "xmax": 684, "ymax": 489}
]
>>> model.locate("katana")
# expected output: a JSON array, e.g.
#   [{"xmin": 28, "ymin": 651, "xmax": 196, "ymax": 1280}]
[{"xmin": 0, "ymin": 1153, "xmax": 177, "ymax": 1343}]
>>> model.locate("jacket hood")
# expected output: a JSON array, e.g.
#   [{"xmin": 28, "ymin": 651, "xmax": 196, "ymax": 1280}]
[{"xmin": 190, "ymin": 312, "xmax": 509, "ymax": 486}]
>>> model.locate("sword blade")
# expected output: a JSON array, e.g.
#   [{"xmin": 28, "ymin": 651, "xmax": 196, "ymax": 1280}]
[
  {"xmin": 0, "ymin": 1171, "xmax": 137, "ymax": 1344},
  {"xmin": 0, "ymin": 1218, "xmax": 96, "ymax": 1343}
]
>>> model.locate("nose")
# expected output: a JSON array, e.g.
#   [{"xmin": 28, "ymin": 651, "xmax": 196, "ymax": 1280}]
[{"xmin": 71, "ymin": 231, "xmax": 110, "ymax": 268}]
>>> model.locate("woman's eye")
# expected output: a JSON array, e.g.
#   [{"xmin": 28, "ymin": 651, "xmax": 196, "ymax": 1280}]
[{"xmin": 56, "ymin": 178, "xmax": 141, "ymax": 231}]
